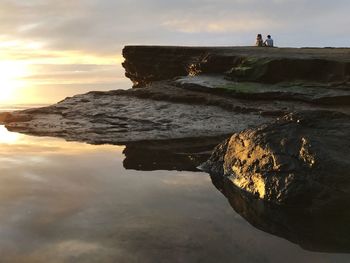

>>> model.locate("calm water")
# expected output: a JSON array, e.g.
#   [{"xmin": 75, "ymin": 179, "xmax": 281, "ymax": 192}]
[
  {"xmin": 0, "ymin": 104, "xmax": 49, "ymax": 112},
  {"xmin": 0, "ymin": 125, "xmax": 349, "ymax": 263}
]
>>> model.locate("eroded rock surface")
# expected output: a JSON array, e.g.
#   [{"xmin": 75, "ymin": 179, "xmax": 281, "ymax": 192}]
[
  {"xmin": 175, "ymin": 75, "xmax": 350, "ymax": 106},
  {"xmin": 124, "ymin": 46, "xmax": 350, "ymax": 108},
  {"xmin": 202, "ymin": 111, "xmax": 350, "ymax": 207},
  {"xmin": 2, "ymin": 89, "xmax": 267, "ymax": 145},
  {"xmin": 123, "ymin": 46, "xmax": 350, "ymax": 86}
]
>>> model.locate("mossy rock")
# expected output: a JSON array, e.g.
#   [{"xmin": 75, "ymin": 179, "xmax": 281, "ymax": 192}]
[{"xmin": 228, "ymin": 57, "xmax": 274, "ymax": 82}]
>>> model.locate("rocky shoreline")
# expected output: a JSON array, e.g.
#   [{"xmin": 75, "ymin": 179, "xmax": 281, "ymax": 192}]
[{"xmin": 1, "ymin": 46, "xmax": 350, "ymax": 207}]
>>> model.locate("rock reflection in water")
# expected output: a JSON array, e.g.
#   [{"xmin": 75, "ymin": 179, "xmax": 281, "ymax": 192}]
[
  {"xmin": 122, "ymin": 137, "xmax": 350, "ymax": 254},
  {"xmin": 123, "ymin": 137, "xmax": 350, "ymax": 253},
  {"xmin": 123, "ymin": 136, "xmax": 227, "ymax": 171},
  {"xmin": 211, "ymin": 175, "xmax": 350, "ymax": 253}
]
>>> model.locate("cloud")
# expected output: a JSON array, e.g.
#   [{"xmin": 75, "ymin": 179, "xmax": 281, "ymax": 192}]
[
  {"xmin": 0, "ymin": 0, "xmax": 349, "ymax": 56},
  {"xmin": 0, "ymin": 0, "xmax": 349, "ymax": 103},
  {"xmin": 162, "ymin": 17, "xmax": 277, "ymax": 33}
]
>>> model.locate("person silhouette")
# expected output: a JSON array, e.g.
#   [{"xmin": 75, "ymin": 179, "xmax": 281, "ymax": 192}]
[
  {"xmin": 256, "ymin": 34, "xmax": 264, "ymax": 47},
  {"xmin": 264, "ymin": 35, "xmax": 274, "ymax": 47}
]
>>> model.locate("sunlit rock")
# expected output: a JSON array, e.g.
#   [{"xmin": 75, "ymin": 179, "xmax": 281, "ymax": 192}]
[{"xmin": 202, "ymin": 111, "xmax": 350, "ymax": 207}]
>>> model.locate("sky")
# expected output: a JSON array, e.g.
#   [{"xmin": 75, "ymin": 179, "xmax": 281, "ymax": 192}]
[{"xmin": 0, "ymin": 0, "xmax": 349, "ymax": 105}]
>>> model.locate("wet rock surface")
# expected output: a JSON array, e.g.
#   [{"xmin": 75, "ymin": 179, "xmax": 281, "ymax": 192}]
[
  {"xmin": 175, "ymin": 75, "xmax": 350, "ymax": 106},
  {"xmin": 1, "ymin": 89, "xmax": 267, "ymax": 145},
  {"xmin": 202, "ymin": 111, "xmax": 350, "ymax": 207}
]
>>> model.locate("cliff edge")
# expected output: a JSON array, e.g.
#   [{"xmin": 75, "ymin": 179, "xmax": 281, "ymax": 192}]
[{"xmin": 123, "ymin": 46, "xmax": 350, "ymax": 85}]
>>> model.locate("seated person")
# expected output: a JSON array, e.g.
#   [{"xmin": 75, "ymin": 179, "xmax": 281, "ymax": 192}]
[
  {"xmin": 264, "ymin": 35, "xmax": 274, "ymax": 47},
  {"xmin": 256, "ymin": 34, "xmax": 263, "ymax": 47}
]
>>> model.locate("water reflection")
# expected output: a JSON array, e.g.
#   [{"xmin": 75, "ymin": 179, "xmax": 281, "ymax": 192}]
[
  {"xmin": 0, "ymin": 125, "xmax": 20, "ymax": 143},
  {"xmin": 124, "ymin": 133, "xmax": 350, "ymax": 253},
  {"xmin": 211, "ymin": 175, "xmax": 350, "ymax": 253},
  {"xmin": 1, "ymin": 127, "xmax": 350, "ymax": 262},
  {"xmin": 123, "ymin": 136, "xmax": 227, "ymax": 171}
]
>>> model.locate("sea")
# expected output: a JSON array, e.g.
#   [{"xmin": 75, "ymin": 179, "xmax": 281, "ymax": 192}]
[{"xmin": 0, "ymin": 104, "xmax": 49, "ymax": 112}]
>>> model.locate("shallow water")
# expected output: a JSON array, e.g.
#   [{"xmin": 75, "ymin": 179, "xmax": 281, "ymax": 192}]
[{"xmin": 0, "ymin": 125, "xmax": 349, "ymax": 263}]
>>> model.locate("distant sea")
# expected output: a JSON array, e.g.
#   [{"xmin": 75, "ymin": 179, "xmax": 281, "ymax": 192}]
[{"xmin": 0, "ymin": 104, "xmax": 48, "ymax": 112}]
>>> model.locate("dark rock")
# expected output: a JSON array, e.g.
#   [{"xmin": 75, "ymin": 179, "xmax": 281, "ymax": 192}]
[
  {"xmin": 123, "ymin": 46, "xmax": 350, "ymax": 86},
  {"xmin": 123, "ymin": 46, "xmax": 350, "ymax": 106},
  {"xmin": 0, "ymin": 112, "xmax": 32, "ymax": 124},
  {"xmin": 0, "ymin": 112, "xmax": 11, "ymax": 123},
  {"xmin": 198, "ymin": 138, "xmax": 230, "ymax": 176},
  {"xmin": 122, "ymin": 46, "xmax": 208, "ymax": 87},
  {"xmin": 202, "ymin": 110, "xmax": 350, "ymax": 207},
  {"xmin": 4, "ymin": 89, "xmax": 268, "ymax": 145},
  {"xmin": 175, "ymin": 75, "xmax": 350, "ymax": 106},
  {"xmin": 227, "ymin": 57, "xmax": 350, "ymax": 84}
]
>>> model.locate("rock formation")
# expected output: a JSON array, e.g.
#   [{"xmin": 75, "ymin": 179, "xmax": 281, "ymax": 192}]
[
  {"xmin": 0, "ymin": 89, "xmax": 266, "ymax": 145},
  {"xmin": 1, "ymin": 46, "xmax": 350, "ymax": 177},
  {"xmin": 122, "ymin": 46, "xmax": 350, "ymax": 87},
  {"xmin": 202, "ymin": 110, "xmax": 350, "ymax": 208}
]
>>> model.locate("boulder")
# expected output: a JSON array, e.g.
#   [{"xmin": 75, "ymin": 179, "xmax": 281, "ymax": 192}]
[{"xmin": 202, "ymin": 110, "xmax": 350, "ymax": 207}]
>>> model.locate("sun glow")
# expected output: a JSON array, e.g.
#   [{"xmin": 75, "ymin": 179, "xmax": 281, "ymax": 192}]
[
  {"xmin": 0, "ymin": 37, "xmax": 123, "ymax": 105},
  {"xmin": 0, "ymin": 126, "xmax": 20, "ymax": 144},
  {"xmin": 0, "ymin": 61, "xmax": 30, "ymax": 104},
  {"xmin": 0, "ymin": 124, "xmax": 124, "ymax": 154}
]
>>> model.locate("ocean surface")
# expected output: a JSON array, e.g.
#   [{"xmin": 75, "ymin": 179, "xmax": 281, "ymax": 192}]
[
  {"xmin": 0, "ymin": 104, "xmax": 49, "ymax": 112},
  {"xmin": 0, "ymin": 125, "xmax": 349, "ymax": 263}
]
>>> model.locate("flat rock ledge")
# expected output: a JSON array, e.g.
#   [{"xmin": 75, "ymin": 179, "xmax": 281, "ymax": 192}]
[
  {"xmin": 0, "ymin": 89, "xmax": 267, "ymax": 145},
  {"xmin": 201, "ymin": 110, "xmax": 350, "ymax": 208}
]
